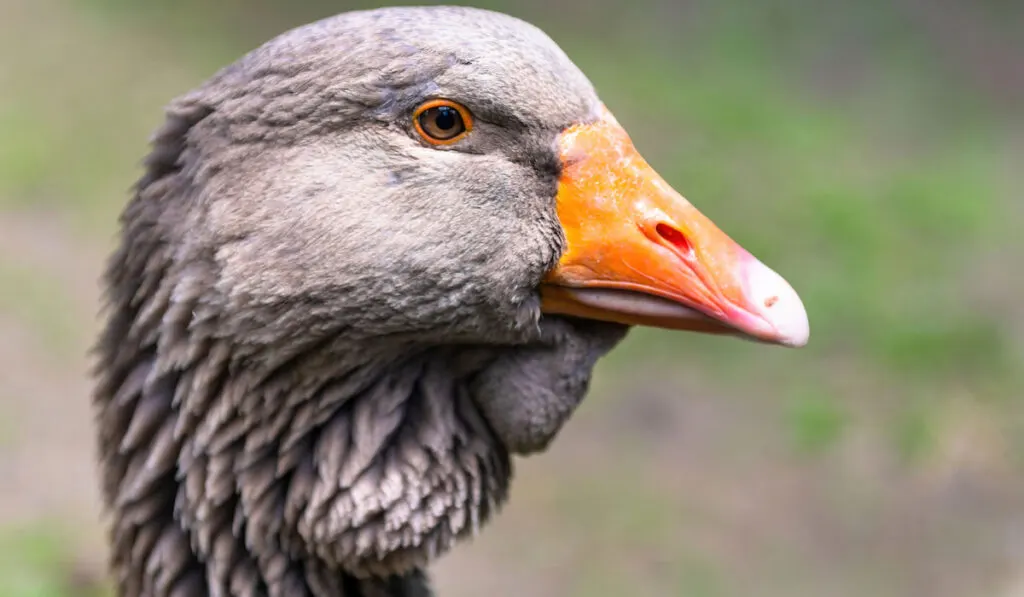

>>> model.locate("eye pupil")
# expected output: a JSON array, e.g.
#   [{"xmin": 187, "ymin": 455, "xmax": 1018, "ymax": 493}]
[
  {"xmin": 433, "ymin": 107, "xmax": 456, "ymax": 130},
  {"xmin": 415, "ymin": 101, "xmax": 470, "ymax": 143}
]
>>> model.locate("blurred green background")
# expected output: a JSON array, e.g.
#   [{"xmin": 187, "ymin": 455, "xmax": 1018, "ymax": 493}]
[{"xmin": 1, "ymin": 0, "xmax": 1022, "ymax": 596}]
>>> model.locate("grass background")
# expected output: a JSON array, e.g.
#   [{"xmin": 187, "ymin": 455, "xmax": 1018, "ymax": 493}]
[{"xmin": 1, "ymin": 0, "xmax": 1022, "ymax": 595}]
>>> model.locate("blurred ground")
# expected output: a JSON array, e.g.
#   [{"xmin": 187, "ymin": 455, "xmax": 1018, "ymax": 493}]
[{"xmin": 1, "ymin": 0, "xmax": 1022, "ymax": 596}]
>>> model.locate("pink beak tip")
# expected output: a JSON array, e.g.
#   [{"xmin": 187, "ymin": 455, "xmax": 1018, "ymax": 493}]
[{"xmin": 741, "ymin": 257, "xmax": 810, "ymax": 348}]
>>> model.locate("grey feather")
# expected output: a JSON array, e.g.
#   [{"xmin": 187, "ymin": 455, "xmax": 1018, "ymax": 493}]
[{"xmin": 93, "ymin": 6, "xmax": 628, "ymax": 597}]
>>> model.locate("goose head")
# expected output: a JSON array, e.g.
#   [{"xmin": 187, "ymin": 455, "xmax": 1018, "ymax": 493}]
[{"xmin": 94, "ymin": 6, "xmax": 808, "ymax": 597}]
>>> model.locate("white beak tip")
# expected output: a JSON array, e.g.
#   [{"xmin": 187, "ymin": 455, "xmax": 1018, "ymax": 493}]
[{"xmin": 743, "ymin": 259, "xmax": 810, "ymax": 348}]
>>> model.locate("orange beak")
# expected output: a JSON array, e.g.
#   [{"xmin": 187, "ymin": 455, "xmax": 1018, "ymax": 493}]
[{"xmin": 540, "ymin": 106, "xmax": 809, "ymax": 347}]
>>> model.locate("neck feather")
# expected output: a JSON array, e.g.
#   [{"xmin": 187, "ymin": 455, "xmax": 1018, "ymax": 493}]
[{"xmin": 94, "ymin": 254, "xmax": 513, "ymax": 596}]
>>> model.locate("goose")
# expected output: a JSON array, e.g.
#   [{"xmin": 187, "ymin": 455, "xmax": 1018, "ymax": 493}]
[{"xmin": 92, "ymin": 6, "xmax": 809, "ymax": 597}]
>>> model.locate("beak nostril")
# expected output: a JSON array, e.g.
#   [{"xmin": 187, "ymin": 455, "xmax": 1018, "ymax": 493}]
[{"xmin": 654, "ymin": 222, "xmax": 693, "ymax": 257}]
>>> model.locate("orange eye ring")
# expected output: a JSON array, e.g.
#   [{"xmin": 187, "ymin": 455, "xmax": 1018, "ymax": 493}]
[{"xmin": 412, "ymin": 99, "xmax": 473, "ymax": 145}]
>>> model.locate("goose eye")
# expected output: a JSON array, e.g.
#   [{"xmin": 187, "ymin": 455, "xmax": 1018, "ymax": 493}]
[{"xmin": 413, "ymin": 100, "xmax": 472, "ymax": 145}]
